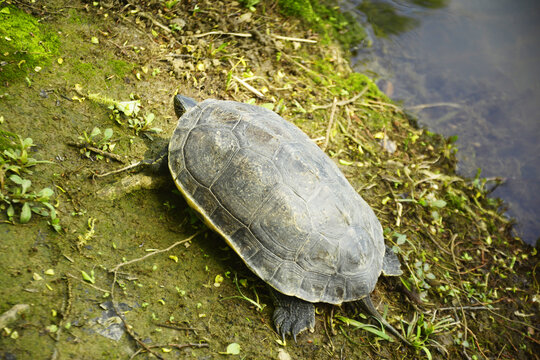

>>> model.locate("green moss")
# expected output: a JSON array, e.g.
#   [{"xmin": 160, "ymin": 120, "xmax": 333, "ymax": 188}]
[
  {"xmin": 278, "ymin": 0, "xmax": 367, "ymax": 48},
  {"xmin": 69, "ymin": 60, "xmax": 100, "ymax": 83},
  {"xmin": 0, "ymin": 5, "xmax": 59, "ymax": 83},
  {"xmin": 341, "ymin": 72, "xmax": 385, "ymax": 98},
  {"xmin": 278, "ymin": 0, "xmax": 316, "ymax": 22},
  {"xmin": 68, "ymin": 8, "xmax": 86, "ymax": 24},
  {"xmin": 63, "ymin": 59, "xmax": 134, "ymax": 85},
  {"xmin": 311, "ymin": 59, "xmax": 385, "ymax": 99},
  {"xmin": 108, "ymin": 59, "xmax": 134, "ymax": 77}
]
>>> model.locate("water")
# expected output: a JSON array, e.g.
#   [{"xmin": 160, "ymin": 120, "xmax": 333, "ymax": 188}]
[{"xmin": 344, "ymin": 0, "xmax": 540, "ymax": 245}]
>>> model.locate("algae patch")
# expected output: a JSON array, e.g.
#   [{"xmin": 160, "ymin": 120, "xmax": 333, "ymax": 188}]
[
  {"xmin": 274, "ymin": 0, "xmax": 367, "ymax": 47},
  {"xmin": 0, "ymin": 5, "xmax": 59, "ymax": 83}
]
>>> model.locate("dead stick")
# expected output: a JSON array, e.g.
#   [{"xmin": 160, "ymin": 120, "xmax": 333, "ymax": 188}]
[
  {"xmin": 109, "ymin": 231, "xmax": 201, "ymax": 273},
  {"xmin": 111, "ymin": 271, "xmax": 163, "ymax": 360},
  {"xmin": 406, "ymin": 102, "xmax": 461, "ymax": 111},
  {"xmin": 109, "ymin": 231, "xmax": 203, "ymax": 359},
  {"xmin": 138, "ymin": 12, "xmax": 171, "ymax": 33},
  {"xmin": 68, "ymin": 143, "xmax": 125, "ymax": 163},
  {"xmin": 193, "ymin": 31, "xmax": 251, "ymax": 38},
  {"xmin": 130, "ymin": 343, "xmax": 209, "ymax": 359},
  {"xmin": 233, "ymin": 76, "xmax": 265, "ymax": 99},
  {"xmin": 156, "ymin": 323, "xmax": 204, "ymax": 332},
  {"xmin": 0, "ymin": 304, "xmax": 30, "ymax": 328},
  {"xmin": 95, "ymin": 161, "xmax": 144, "ymax": 178},
  {"xmin": 270, "ymin": 34, "xmax": 317, "ymax": 43},
  {"xmin": 322, "ymin": 97, "xmax": 338, "ymax": 151},
  {"xmin": 312, "ymin": 85, "xmax": 369, "ymax": 110},
  {"xmin": 65, "ymin": 273, "xmax": 110, "ymax": 293}
]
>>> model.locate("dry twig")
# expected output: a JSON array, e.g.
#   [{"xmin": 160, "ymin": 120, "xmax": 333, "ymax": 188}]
[
  {"xmin": 312, "ymin": 85, "xmax": 369, "ymax": 110},
  {"xmin": 108, "ymin": 232, "xmax": 203, "ymax": 359},
  {"xmin": 68, "ymin": 142, "xmax": 125, "ymax": 163},
  {"xmin": 233, "ymin": 76, "xmax": 265, "ymax": 99},
  {"xmin": 109, "ymin": 231, "xmax": 201, "ymax": 273},
  {"xmin": 322, "ymin": 97, "xmax": 338, "ymax": 151},
  {"xmin": 192, "ymin": 31, "xmax": 252, "ymax": 38},
  {"xmin": 271, "ymin": 34, "xmax": 317, "ymax": 43}
]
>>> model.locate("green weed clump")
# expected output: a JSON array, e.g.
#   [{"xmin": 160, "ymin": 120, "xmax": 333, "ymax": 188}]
[
  {"xmin": 0, "ymin": 5, "xmax": 59, "ymax": 83},
  {"xmin": 278, "ymin": 0, "xmax": 316, "ymax": 22},
  {"xmin": 277, "ymin": 0, "xmax": 367, "ymax": 47},
  {"xmin": 0, "ymin": 132, "xmax": 60, "ymax": 231},
  {"xmin": 237, "ymin": 0, "xmax": 367, "ymax": 48}
]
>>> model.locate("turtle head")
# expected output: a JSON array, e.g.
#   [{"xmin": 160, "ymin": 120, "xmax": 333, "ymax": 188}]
[{"xmin": 174, "ymin": 95, "xmax": 198, "ymax": 118}]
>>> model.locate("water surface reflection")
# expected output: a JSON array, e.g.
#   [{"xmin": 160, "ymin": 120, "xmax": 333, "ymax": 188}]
[{"xmin": 345, "ymin": 0, "xmax": 540, "ymax": 245}]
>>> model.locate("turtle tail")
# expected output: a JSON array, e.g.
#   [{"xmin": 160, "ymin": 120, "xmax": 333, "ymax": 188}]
[{"xmin": 359, "ymin": 296, "xmax": 412, "ymax": 347}]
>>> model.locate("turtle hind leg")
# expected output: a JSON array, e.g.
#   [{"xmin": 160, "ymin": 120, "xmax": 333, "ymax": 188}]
[
  {"xmin": 382, "ymin": 245, "xmax": 403, "ymax": 276},
  {"xmin": 270, "ymin": 289, "xmax": 315, "ymax": 342},
  {"xmin": 359, "ymin": 296, "xmax": 412, "ymax": 346}
]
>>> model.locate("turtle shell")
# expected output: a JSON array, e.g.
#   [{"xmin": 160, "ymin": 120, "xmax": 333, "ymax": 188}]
[{"xmin": 168, "ymin": 99, "xmax": 385, "ymax": 305}]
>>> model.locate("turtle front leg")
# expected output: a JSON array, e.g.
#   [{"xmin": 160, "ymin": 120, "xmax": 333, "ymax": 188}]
[{"xmin": 270, "ymin": 290, "xmax": 315, "ymax": 341}]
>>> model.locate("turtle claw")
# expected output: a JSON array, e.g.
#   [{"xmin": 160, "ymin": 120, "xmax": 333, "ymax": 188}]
[{"xmin": 271, "ymin": 291, "xmax": 315, "ymax": 341}]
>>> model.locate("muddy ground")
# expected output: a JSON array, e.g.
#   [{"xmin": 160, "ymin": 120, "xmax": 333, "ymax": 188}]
[{"xmin": 0, "ymin": 0, "xmax": 538, "ymax": 359}]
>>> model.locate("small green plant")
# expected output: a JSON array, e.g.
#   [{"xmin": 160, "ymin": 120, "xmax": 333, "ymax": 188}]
[
  {"xmin": 77, "ymin": 127, "xmax": 116, "ymax": 160},
  {"xmin": 208, "ymin": 42, "xmax": 228, "ymax": 57},
  {"xmin": 406, "ymin": 257, "xmax": 436, "ymax": 301},
  {"xmin": 220, "ymin": 274, "xmax": 266, "ymax": 312},
  {"xmin": 163, "ymin": 0, "xmax": 179, "ymax": 9},
  {"xmin": 79, "ymin": 85, "xmax": 162, "ymax": 135},
  {"xmin": 401, "ymin": 313, "xmax": 456, "ymax": 359},
  {"xmin": 0, "ymin": 174, "xmax": 60, "ymax": 231},
  {"xmin": 169, "ymin": 23, "xmax": 183, "ymax": 32},
  {"xmin": 336, "ymin": 315, "xmax": 393, "ymax": 342},
  {"xmin": 1, "ymin": 135, "xmax": 51, "ymax": 178},
  {"xmin": 0, "ymin": 132, "xmax": 60, "ymax": 231},
  {"xmin": 127, "ymin": 112, "xmax": 162, "ymax": 135},
  {"xmin": 240, "ymin": 0, "xmax": 260, "ymax": 11}
]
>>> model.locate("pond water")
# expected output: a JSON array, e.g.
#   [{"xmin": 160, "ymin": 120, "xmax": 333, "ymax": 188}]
[{"xmin": 343, "ymin": 0, "xmax": 540, "ymax": 245}]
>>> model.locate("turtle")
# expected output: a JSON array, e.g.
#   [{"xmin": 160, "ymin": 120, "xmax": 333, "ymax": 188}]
[{"xmin": 168, "ymin": 95, "xmax": 409, "ymax": 344}]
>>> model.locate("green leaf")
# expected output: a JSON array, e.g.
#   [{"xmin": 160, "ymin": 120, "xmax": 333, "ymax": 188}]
[
  {"xmin": 32, "ymin": 206, "xmax": 49, "ymax": 217},
  {"xmin": 38, "ymin": 187, "xmax": 54, "ymax": 199},
  {"xmin": 144, "ymin": 112, "xmax": 155, "ymax": 124},
  {"xmin": 260, "ymin": 103, "xmax": 274, "ymax": 111},
  {"xmin": 224, "ymin": 343, "xmax": 240, "ymax": 355},
  {"xmin": 49, "ymin": 217, "xmax": 61, "ymax": 232},
  {"xmin": 421, "ymin": 346, "xmax": 433, "ymax": 360},
  {"xmin": 9, "ymin": 174, "xmax": 23, "ymax": 184},
  {"xmin": 339, "ymin": 159, "xmax": 354, "ymax": 166},
  {"xmin": 395, "ymin": 233, "xmax": 407, "ymax": 245},
  {"xmin": 336, "ymin": 316, "xmax": 393, "ymax": 342},
  {"xmin": 20, "ymin": 179, "xmax": 31, "ymax": 194},
  {"xmin": 431, "ymin": 199, "xmax": 447, "ymax": 208},
  {"xmin": 81, "ymin": 270, "xmax": 95, "ymax": 284},
  {"xmin": 22, "ymin": 137, "xmax": 33, "ymax": 148},
  {"xmin": 0, "ymin": 7, "xmax": 11, "ymax": 14},
  {"xmin": 7, "ymin": 205, "xmax": 14, "ymax": 218},
  {"xmin": 116, "ymin": 100, "xmax": 140, "ymax": 117},
  {"xmin": 89, "ymin": 127, "xmax": 101, "ymax": 138},
  {"xmin": 103, "ymin": 128, "xmax": 113, "ymax": 141},
  {"xmin": 46, "ymin": 324, "xmax": 58, "ymax": 333},
  {"xmin": 20, "ymin": 203, "xmax": 32, "ymax": 223}
]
